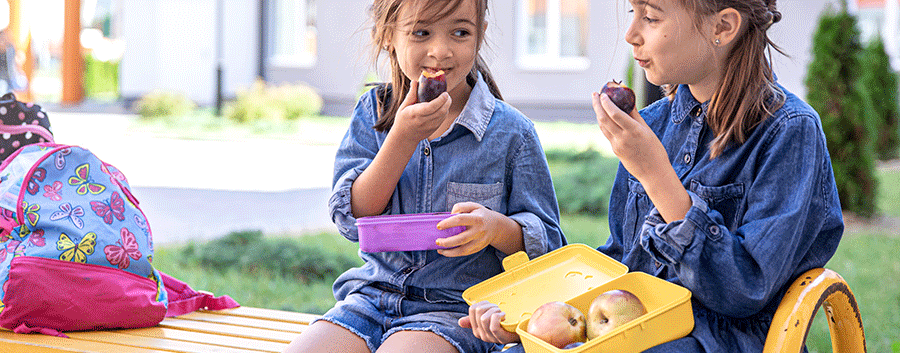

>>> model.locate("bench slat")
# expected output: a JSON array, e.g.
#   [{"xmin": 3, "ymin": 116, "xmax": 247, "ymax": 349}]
[
  {"xmin": 118, "ymin": 326, "xmax": 289, "ymax": 352},
  {"xmin": 159, "ymin": 317, "xmax": 298, "ymax": 342},
  {"xmin": 66, "ymin": 330, "xmax": 276, "ymax": 353},
  {"xmin": 203, "ymin": 307, "xmax": 321, "ymax": 324},
  {"xmin": 0, "ymin": 307, "xmax": 304, "ymax": 352},
  {"xmin": 0, "ymin": 332, "xmax": 170, "ymax": 353},
  {"xmin": 175, "ymin": 311, "xmax": 308, "ymax": 333}
]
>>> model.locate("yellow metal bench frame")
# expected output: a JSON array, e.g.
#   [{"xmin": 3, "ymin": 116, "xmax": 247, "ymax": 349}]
[{"xmin": 764, "ymin": 268, "xmax": 866, "ymax": 353}]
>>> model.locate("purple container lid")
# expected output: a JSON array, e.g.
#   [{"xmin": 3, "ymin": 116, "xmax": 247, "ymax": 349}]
[{"xmin": 356, "ymin": 212, "xmax": 465, "ymax": 252}]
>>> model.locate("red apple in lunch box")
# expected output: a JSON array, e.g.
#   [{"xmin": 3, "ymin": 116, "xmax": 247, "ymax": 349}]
[
  {"xmin": 526, "ymin": 301, "xmax": 587, "ymax": 349},
  {"xmin": 586, "ymin": 289, "xmax": 647, "ymax": 340},
  {"xmin": 417, "ymin": 70, "xmax": 447, "ymax": 102},
  {"xmin": 600, "ymin": 80, "xmax": 636, "ymax": 113}
]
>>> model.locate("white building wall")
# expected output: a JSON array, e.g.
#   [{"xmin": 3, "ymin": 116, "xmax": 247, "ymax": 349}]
[
  {"xmin": 118, "ymin": 0, "xmax": 867, "ymax": 119},
  {"xmin": 120, "ymin": 0, "xmax": 258, "ymax": 106}
]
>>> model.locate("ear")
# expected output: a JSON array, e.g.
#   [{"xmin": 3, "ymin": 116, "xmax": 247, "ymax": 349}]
[{"xmin": 713, "ymin": 8, "xmax": 743, "ymax": 47}]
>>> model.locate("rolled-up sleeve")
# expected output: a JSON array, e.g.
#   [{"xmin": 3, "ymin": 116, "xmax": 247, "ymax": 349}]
[
  {"xmin": 330, "ymin": 91, "xmax": 382, "ymax": 241},
  {"xmin": 507, "ymin": 128, "xmax": 565, "ymax": 259},
  {"xmin": 640, "ymin": 114, "xmax": 834, "ymax": 318}
]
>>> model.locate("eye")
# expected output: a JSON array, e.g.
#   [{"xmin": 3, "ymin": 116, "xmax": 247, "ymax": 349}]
[
  {"xmin": 452, "ymin": 29, "xmax": 472, "ymax": 38},
  {"xmin": 411, "ymin": 29, "xmax": 430, "ymax": 37},
  {"xmin": 644, "ymin": 16, "xmax": 658, "ymax": 23}
]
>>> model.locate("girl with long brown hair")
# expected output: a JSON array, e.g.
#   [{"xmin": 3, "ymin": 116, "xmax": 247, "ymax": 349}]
[
  {"xmin": 463, "ymin": 0, "xmax": 843, "ymax": 351},
  {"xmin": 284, "ymin": 0, "xmax": 564, "ymax": 352}
]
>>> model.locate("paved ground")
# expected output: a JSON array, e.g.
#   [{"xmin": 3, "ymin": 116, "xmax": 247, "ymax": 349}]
[
  {"xmin": 46, "ymin": 109, "xmax": 339, "ymax": 244},
  {"xmin": 39, "ymin": 101, "xmax": 613, "ymax": 245}
]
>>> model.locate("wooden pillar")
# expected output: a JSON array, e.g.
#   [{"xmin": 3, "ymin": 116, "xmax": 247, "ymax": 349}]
[
  {"xmin": 7, "ymin": 0, "xmax": 33, "ymax": 101},
  {"xmin": 62, "ymin": 0, "xmax": 82, "ymax": 105}
]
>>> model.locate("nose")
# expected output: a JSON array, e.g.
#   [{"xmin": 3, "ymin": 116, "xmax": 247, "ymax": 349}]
[
  {"xmin": 624, "ymin": 18, "xmax": 641, "ymax": 48},
  {"xmin": 427, "ymin": 36, "xmax": 453, "ymax": 60}
]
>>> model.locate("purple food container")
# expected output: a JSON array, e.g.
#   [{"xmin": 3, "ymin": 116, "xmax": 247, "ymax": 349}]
[{"xmin": 356, "ymin": 212, "xmax": 465, "ymax": 252}]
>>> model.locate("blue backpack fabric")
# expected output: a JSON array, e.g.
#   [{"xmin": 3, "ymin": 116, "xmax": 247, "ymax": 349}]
[{"xmin": 0, "ymin": 143, "xmax": 238, "ymax": 337}]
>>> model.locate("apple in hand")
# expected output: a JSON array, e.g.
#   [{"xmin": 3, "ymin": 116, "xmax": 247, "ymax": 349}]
[
  {"xmin": 526, "ymin": 301, "xmax": 587, "ymax": 348},
  {"xmin": 600, "ymin": 80, "xmax": 636, "ymax": 113},
  {"xmin": 586, "ymin": 289, "xmax": 647, "ymax": 340},
  {"xmin": 417, "ymin": 70, "xmax": 447, "ymax": 102}
]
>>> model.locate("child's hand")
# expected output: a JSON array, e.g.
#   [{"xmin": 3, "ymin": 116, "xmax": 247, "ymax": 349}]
[
  {"xmin": 435, "ymin": 202, "xmax": 521, "ymax": 257},
  {"xmin": 392, "ymin": 79, "xmax": 452, "ymax": 143},
  {"xmin": 591, "ymin": 91, "xmax": 669, "ymax": 181},
  {"xmin": 458, "ymin": 301, "xmax": 520, "ymax": 345}
]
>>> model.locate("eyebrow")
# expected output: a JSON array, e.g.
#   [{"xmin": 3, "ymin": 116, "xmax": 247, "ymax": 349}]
[
  {"xmin": 632, "ymin": 0, "xmax": 664, "ymax": 12},
  {"xmin": 404, "ymin": 18, "xmax": 477, "ymax": 27}
]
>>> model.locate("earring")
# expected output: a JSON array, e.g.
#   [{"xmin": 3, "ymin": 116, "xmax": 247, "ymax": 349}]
[{"xmin": 715, "ymin": 38, "xmax": 721, "ymax": 45}]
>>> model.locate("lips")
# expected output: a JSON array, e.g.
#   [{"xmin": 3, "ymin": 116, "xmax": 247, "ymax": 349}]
[
  {"xmin": 635, "ymin": 58, "xmax": 649, "ymax": 68},
  {"xmin": 424, "ymin": 67, "xmax": 450, "ymax": 74}
]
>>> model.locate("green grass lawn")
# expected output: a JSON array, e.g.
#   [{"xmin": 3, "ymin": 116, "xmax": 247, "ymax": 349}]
[{"xmin": 153, "ymin": 169, "xmax": 900, "ymax": 352}]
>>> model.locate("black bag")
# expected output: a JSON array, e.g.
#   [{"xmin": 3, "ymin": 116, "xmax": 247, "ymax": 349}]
[{"xmin": 0, "ymin": 92, "xmax": 53, "ymax": 161}]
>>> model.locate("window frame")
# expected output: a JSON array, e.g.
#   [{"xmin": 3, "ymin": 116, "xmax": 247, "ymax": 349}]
[
  {"xmin": 269, "ymin": 0, "xmax": 316, "ymax": 68},
  {"xmin": 516, "ymin": 0, "xmax": 590, "ymax": 72}
]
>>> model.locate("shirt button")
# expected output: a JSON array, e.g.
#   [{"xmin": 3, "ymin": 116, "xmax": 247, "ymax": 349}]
[
  {"xmin": 683, "ymin": 154, "xmax": 692, "ymax": 164},
  {"xmin": 423, "ymin": 146, "xmax": 431, "ymax": 156},
  {"xmin": 655, "ymin": 261, "xmax": 662, "ymax": 269},
  {"xmin": 709, "ymin": 225, "xmax": 720, "ymax": 235},
  {"xmin": 692, "ymin": 106, "xmax": 702, "ymax": 117}
]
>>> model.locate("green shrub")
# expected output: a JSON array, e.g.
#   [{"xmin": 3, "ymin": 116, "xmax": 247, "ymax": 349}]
[
  {"xmin": 134, "ymin": 90, "xmax": 196, "ymax": 119},
  {"xmin": 225, "ymin": 80, "xmax": 323, "ymax": 123},
  {"xmin": 805, "ymin": 3, "xmax": 878, "ymax": 217},
  {"xmin": 179, "ymin": 230, "xmax": 361, "ymax": 283},
  {"xmin": 859, "ymin": 36, "xmax": 900, "ymax": 160},
  {"xmin": 546, "ymin": 148, "xmax": 620, "ymax": 216}
]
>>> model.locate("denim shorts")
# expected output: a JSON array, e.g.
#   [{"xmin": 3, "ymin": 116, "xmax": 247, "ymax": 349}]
[{"xmin": 317, "ymin": 282, "xmax": 502, "ymax": 353}]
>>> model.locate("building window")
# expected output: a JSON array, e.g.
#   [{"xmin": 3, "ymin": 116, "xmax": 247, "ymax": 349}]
[
  {"xmin": 517, "ymin": 0, "xmax": 589, "ymax": 71},
  {"xmin": 271, "ymin": 0, "xmax": 317, "ymax": 68}
]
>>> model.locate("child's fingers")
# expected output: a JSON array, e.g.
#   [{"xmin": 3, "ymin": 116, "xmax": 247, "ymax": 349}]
[
  {"xmin": 408, "ymin": 92, "xmax": 451, "ymax": 117},
  {"xmin": 458, "ymin": 315, "xmax": 473, "ymax": 329},
  {"xmin": 599, "ymin": 93, "xmax": 639, "ymax": 130},
  {"xmin": 436, "ymin": 229, "xmax": 478, "ymax": 256},
  {"xmin": 486, "ymin": 309, "xmax": 518, "ymax": 343},
  {"xmin": 399, "ymin": 80, "xmax": 420, "ymax": 109},
  {"xmin": 450, "ymin": 201, "xmax": 481, "ymax": 214},
  {"xmin": 592, "ymin": 92, "xmax": 623, "ymax": 135}
]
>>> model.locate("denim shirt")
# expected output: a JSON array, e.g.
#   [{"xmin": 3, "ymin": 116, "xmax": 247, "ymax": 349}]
[
  {"xmin": 600, "ymin": 84, "xmax": 843, "ymax": 352},
  {"xmin": 329, "ymin": 72, "xmax": 565, "ymax": 304}
]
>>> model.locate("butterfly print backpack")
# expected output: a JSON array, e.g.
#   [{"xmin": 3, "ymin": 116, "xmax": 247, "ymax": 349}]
[
  {"xmin": 0, "ymin": 93, "xmax": 54, "ymax": 162},
  {"xmin": 0, "ymin": 143, "xmax": 238, "ymax": 337}
]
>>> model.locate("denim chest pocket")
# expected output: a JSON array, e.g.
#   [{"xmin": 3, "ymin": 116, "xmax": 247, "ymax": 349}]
[
  {"xmin": 447, "ymin": 182, "xmax": 504, "ymax": 211},
  {"xmin": 689, "ymin": 180, "xmax": 746, "ymax": 232}
]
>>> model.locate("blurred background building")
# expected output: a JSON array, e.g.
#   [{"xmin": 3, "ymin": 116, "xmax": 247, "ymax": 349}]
[{"xmin": 2, "ymin": 0, "xmax": 899, "ymax": 121}]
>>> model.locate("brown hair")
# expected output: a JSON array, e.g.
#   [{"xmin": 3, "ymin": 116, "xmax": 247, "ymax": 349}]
[
  {"xmin": 666, "ymin": 0, "xmax": 786, "ymax": 158},
  {"xmin": 368, "ymin": 0, "xmax": 503, "ymax": 132}
]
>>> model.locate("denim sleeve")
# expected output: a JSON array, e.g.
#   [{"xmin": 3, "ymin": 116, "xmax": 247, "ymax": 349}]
[
  {"xmin": 328, "ymin": 91, "xmax": 382, "ymax": 241},
  {"xmin": 640, "ymin": 114, "xmax": 833, "ymax": 318},
  {"xmin": 506, "ymin": 128, "xmax": 565, "ymax": 259}
]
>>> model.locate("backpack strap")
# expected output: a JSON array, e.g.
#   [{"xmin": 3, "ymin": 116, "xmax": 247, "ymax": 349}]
[{"xmin": 159, "ymin": 271, "xmax": 240, "ymax": 317}]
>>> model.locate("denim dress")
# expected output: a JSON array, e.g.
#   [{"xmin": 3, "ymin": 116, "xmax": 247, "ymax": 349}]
[
  {"xmin": 597, "ymin": 84, "xmax": 843, "ymax": 352},
  {"xmin": 329, "ymin": 72, "xmax": 565, "ymax": 325}
]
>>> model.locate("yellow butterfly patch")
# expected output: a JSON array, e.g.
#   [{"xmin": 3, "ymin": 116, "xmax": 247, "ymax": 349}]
[{"xmin": 57, "ymin": 233, "xmax": 97, "ymax": 263}]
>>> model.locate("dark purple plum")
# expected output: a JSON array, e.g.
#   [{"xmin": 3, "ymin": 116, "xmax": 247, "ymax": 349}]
[
  {"xmin": 417, "ymin": 70, "xmax": 447, "ymax": 102},
  {"xmin": 600, "ymin": 80, "xmax": 636, "ymax": 113}
]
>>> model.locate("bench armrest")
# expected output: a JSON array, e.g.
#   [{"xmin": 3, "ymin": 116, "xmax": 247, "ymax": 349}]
[{"xmin": 763, "ymin": 268, "xmax": 866, "ymax": 353}]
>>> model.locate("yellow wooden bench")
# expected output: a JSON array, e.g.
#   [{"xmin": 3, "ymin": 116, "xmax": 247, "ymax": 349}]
[
  {"xmin": 0, "ymin": 268, "xmax": 866, "ymax": 353},
  {"xmin": 0, "ymin": 306, "xmax": 319, "ymax": 353}
]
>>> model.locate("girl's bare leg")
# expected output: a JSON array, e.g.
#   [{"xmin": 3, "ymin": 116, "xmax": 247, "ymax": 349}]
[
  {"xmin": 283, "ymin": 320, "xmax": 369, "ymax": 353},
  {"xmin": 376, "ymin": 330, "xmax": 458, "ymax": 353}
]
